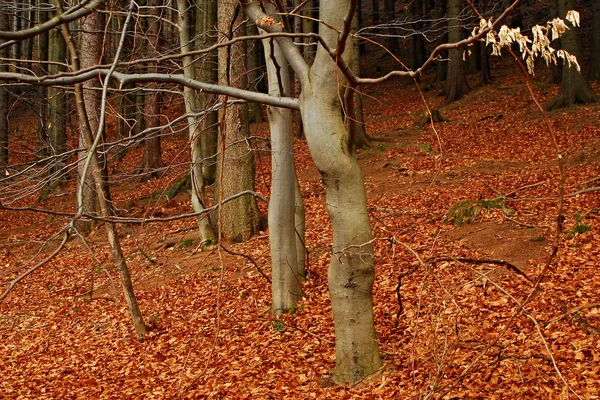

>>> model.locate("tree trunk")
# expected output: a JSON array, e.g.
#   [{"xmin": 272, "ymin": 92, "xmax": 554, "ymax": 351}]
[
  {"xmin": 177, "ymin": 0, "xmax": 216, "ymax": 249},
  {"xmin": 47, "ymin": 25, "xmax": 68, "ymax": 188},
  {"xmin": 299, "ymin": 0, "xmax": 382, "ymax": 383},
  {"xmin": 409, "ymin": 0, "xmax": 426, "ymax": 72},
  {"xmin": 545, "ymin": 0, "xmax": 598, "ymax": 110},
  {"xmin": 434, "ymin": 0, "xmax": 448, "ymax": 82},
  {"xmin": 217, "ymin": 0, "xmax": 261, "ymax": 242},
  {"xmin": 588, "ymin": 0, "xmax": 600, "ymax": 81},
  {"xmin": 140, "ymin": 0, "xmax": 163, "ymax": 179},
  {"xmin": 55, "ymin": 3, "xmax": 148, "ymax": 341},
  {"xmin": 0, "ymin": 3, "xmax": 8, "ymax": 173},
  {"xmin": 261, "ymin": 34, "xmax": 303, "ymax": 315},
  {"xmin": 36, "ymin": 5, "xmax": 49, "ymax": 160},
  {"xmin": 445, "ymin": 0, "xmax": 469, "ymax": 104},
  {"xmin": 76, "ymin": 10, "xmax": 104, "ymax": 235},
  {"xmin": 351, "ymin": 8, "xmax": 371, "ymax": 149},
  {"xmin": 548, "ymin": 0, "xmax": 562, "ymax": 84},
  {"xmin": 196, "ymin": 0, "xmax": 218, "ymax": 184},
  {"xmin": 383, "ymin": 0, "xmax": 399, "ymax": 54}
]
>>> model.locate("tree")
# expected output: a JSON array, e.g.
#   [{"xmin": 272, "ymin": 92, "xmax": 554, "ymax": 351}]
[
  {"xmin": 588, "ymin": 0, "xmax": 600, "ymax": 81},
  {"xmin": 243, "ymin": 0, "xmax": 383, "ymax": 382},
  {"xmin": 139, "ymin": 0, "xmax": 163, "ymax": 180},
  {"xmin": 545, "ymin": 0, "xmax": 598, "ymax": 110},
  {"xmin": 217, "ymin": 0, "xmax": 261, "ymax": 242},
  {"xmin": 0, "ymin": 2, "xmax": 8, "ymax": 174},
  {"xmin": 445, "ymin": 0, "xmax": 470, "ymax": 104},
  {"xmin": 76, "ymin": 10, "xmax": 104, "ymax": 235}
]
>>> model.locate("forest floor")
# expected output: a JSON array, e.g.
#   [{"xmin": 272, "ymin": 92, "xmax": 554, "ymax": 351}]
[{"xmin": 1, "ymin": 53, "xmax": 600, "ymax": 399}]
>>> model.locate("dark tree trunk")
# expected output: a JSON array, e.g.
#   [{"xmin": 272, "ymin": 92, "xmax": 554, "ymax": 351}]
[
  {"xmin": 409, "ymin": 0, "xmax": 427, "ymax": 71},
  {"xmin": 47, "ymin": 26, "xmax": 68, "ymax": 188},
  {"xmin": 196, "ymin": 0, "xmax": 218, "ymax": 184},
  {"xmin": 445, "ymin": 0, "xmax": 469, "ymax": 104},
  {"xmin": 589, "ymin": 0, "xmax": 600, "ymax": 81},
  {"xmin": 434, "ymin": 0, "xmax": 448, "ymax": 82},
  {"xmin": 372, "ymin": 0, "xmax": 380, "ymax": 25},
  {"xmin": 0, "ymin": 3, "xmax": 8, "ymax": 173},
  {"xmin": 37, "ymin": 5, "xmax": 49, "ymax": 160},
  {"xmin": 548, "ymin": 0, "xmax": 562, "ymax": 84},
  {"xmin": 384, "ymin": 0, "xmax": 399, "ymax": 54},
  {"xmin": 545, "ymin": 0, "xmax": 598, "ymax": 110}
]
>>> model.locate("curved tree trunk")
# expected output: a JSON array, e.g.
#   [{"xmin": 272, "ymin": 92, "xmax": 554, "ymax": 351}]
[
  {"xmin": 445, "ymin": 0, "xmax": 469, "ymax": 104},
  {"xmin": 351, "ymin": 6, "xmax": 371, "ymax": 149},
  {"xmin": 299, "ymin": 0, "xmax": 382, "ymax": 384},
  {"xmin": 261, "ymin": 29, "xmax": 304, "ymax": 314},
  {"xmin": 177, "ymin": 0, "xmax": 216, "ymax": 249},
  {"xmin": 545, "ymin": 0, "xmax": 598, "ymax": 110},
  {"xmin": 217, "ymin": 0, "xmax": 261, "ymax": 242}
]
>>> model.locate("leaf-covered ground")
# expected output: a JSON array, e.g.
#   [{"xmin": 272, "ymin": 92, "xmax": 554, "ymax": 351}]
[{"xmin": 1, "ymin": 56, "xmax": 599, "ymax": 398}]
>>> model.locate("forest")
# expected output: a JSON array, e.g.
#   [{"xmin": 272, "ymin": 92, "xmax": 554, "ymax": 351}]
[{"xmin": 0, "ymin": 0, "xmax": 599, "ymax": 398}]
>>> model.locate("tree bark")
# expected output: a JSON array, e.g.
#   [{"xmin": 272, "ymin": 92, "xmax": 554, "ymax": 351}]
[
  {"xmin": 434, "ymin": 0, "xmax": 448, "ymax": 82},
  {"xmin": 351, "ymin": 8, "xmax": 371, "ymax": 149},
  {"xmin": 445, "ymin": 0, "xmax": 469, "ymax": 104},
  {"xmin": 76, "ymin": 10, "xmax": 104, "ymax": 235},
  {"xmin": 261, "ymin": 26, "xmax": 304, "ymax": 315},
  {"xmin": 177, "ymin": 0, "xmax": 216, "ymax": 249},
  {"xmin": 140, "ymin": 0, "xmax": 163, "ymax": 180},
  {"xmin": 196, "ymin": 0, "xmax": 219, "ymax": 184},
  {"xmin": 0, "ymin": 3, "xmax": 8, "ymax": 173},
  {"xmin": 217, "ymin": 0, "xmax": 261, "ymax": 242},
  {"xmin": 588, "ymin": 0, "xmax": 600, "ymax": 81},
  {"xmin": 545, "ymin": 0, "xmax": 598, "ymax": 110},
  {"xmin": 299, "ymin": 0, "xmax": 382, "ymax": 383},
  {"xmin": 47, "ymin": 25, "xmax": 68, "ymax": 188}
]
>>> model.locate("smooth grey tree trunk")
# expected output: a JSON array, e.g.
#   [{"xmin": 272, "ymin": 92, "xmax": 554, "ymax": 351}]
[
  {"xmin": 260, "ymin": 7, "xmax": 304, "ymax": 315},
  {"xmin": 300, "ymin": 0, "xmax": 382, "ymax": 384},
  {"xmin": 36, "ymin": 6, "xmax": 49, "ymax": 160},
  {"xmin": 545, "ymin": 0, "xmax": 598, "ymax": 110},
  {"xmin": 177, "ymin": 0, "xmax": 216, "ymax": 249},
  {"xmin": 351, "ymin": 8, "xmax": 371, "ymax": 149}
]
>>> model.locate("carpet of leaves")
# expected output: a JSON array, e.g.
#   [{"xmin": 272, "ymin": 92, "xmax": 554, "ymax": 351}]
[{"xmin": 1, "ymin": 59, "xmax": 599, "ymax": 399}]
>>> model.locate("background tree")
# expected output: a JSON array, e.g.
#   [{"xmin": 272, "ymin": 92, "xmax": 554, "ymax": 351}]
[
  {"xmin": 445, "ymin": 0, "xmax": 470, "ymax": 104},
  {"xmin": 545, "ymin": 0, "xmax": 598, "ymax": 110},
  {"xmin": 588, "ymin": 0, "xmax": 600, "ymax": 81},
  {"xmin": 217, "ymin": 0, "xmax": 261, "ymax": 242},
  {"xmin": 0, "ymin": 2, "xmax": 8, "ymax": 174}
]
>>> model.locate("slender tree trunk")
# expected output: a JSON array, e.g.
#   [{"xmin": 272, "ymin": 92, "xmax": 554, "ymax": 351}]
[
  {"xmin": 217, "ymin": 0, "xmax": 261, "ymax": 242},
  {"xmin": 545, "ymin": 0, "xmax": 598, "ymax": 110},
  {"xmin": 55, "ymin": 3, "xmax": 147, "ymax": 341},
  {"xmin": 299, "ymin": 0, "xmax": 382, "ymax": 384},
  {"xmin": 47, "ymin": 25, "xmax": 68, "ymax": 187},
  {"xmin": 260, "ymin": 7, "xmax": 304, "ymax": 315},
  {"xmin": 372, "ymin": 0, "xmax": 380, "ymax": 25},
  {"xmin": 434, "ymin": 0, "xmax": 448, "ymax": 82},
  {"xmin": 0, "ymin": 3, "xmax": 8, "ymax": 173},
  {"xmin": 76, "ymin": 11, "xmax": 104, "ymax": 235},
  {"xmin": 196, "ymin": 0, "xmax": 218, "ymax": 184},
  {"xmin": 548, "ymin": 0, "xmax": 562, "ymax": 84},
  {"xmin": 37, "ymin": 5, "xmax": 49, "ymax": 160},
  {"xmin": 351, "ymin": 8, "xmax": 371, "ymax": 149},
  {"xmin": 383, "ymin": 0, "xmax": 399, "ymax": 54},
  {"xmin": 445, "ymin": 0, "xmax": 469, "ymax": 104},
  {"xmin": 409, "ymin": 0, "xmax": 426, "ymax": 71},
  {"xmin": 588, "ymin": 0, "xmax": 600, "ymax": 81},
  {"xmin": 177, "ymin": 0, "xmax": 216, "ymax": 249}
]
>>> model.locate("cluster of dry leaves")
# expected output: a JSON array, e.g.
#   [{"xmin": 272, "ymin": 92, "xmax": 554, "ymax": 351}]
[{"xmin": 1, "ymin": 54, "xmax": 599, "ymax": 398}]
